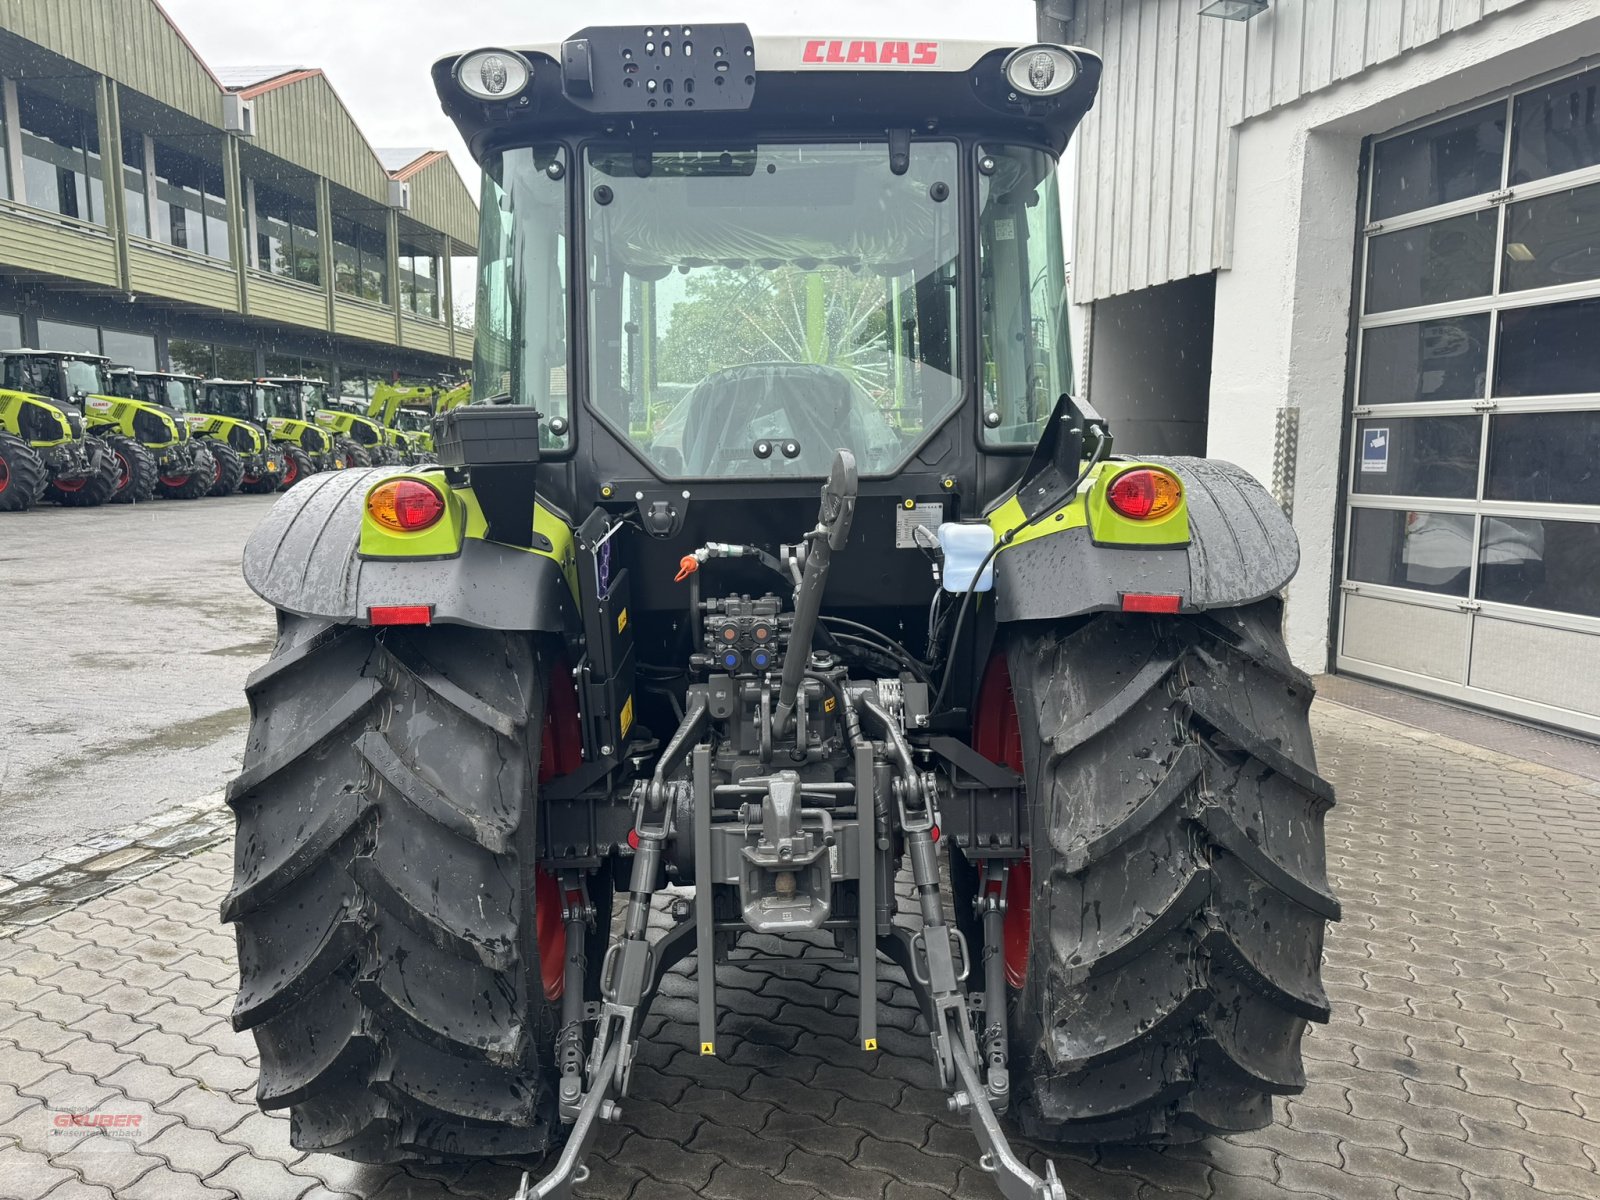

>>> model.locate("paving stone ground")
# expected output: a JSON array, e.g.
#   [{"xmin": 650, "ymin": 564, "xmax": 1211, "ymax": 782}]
[{"xmin": 1, "ymin": 700, "xmax": 1597, "ymax": 1200}]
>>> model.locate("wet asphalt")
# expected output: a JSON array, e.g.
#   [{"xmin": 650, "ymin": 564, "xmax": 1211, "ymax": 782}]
[{"xmin": 0, "ymin": 494, "xmax": 277, "ymax": 872}]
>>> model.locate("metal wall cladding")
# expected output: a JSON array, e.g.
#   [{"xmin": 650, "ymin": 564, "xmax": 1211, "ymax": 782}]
[
  {"xmin": 249, "ymin": 76, "xmax": 391, "ymax": 208},
  {"xmin": 2, "ymin": 0, "xmax": 221, "ymax": 125},
  {"xmin": 1070, "ymin": 0, "xmax": 1534, "ymax": 302},
  {"xmin": 403, "ymin": 157, "xmax": 478, "ymax": 252}
]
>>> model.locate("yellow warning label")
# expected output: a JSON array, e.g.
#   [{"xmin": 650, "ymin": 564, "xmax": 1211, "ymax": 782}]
[
  {"xmin": 824, "ymin": 696, "xmax": 837, "ymax": 714},
  {"xmin": 617, "ymin": 606, "xmax": 629, "ymax": 634},
  {"xmin": 863, "ymin": 1038, "xmax": 878, "ymax": 1052},
  {"xmin": 620, "ymin": 695, "xmax": 635, "ymax": 735},
  {"xmin": 701, "ymin": 1042, "xmax": 716, "ymax": 1056}
]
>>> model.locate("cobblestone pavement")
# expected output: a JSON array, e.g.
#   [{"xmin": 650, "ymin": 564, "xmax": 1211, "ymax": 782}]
[{"xmin": 0, "ymin": 700, "xmax": 1597, "ymax": 1200}]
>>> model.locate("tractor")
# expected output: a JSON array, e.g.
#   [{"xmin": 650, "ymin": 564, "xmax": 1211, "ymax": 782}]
[
  {"xmin": 369, "ymin": 380, "xmax": 440, "ymax": 462},
  {"xmin": 258, "ymin": 376, "xmax": 348, "ymax": 474},
  {"xmin": 311, "ymin": 392, "xmax": 402, "ymax": 467},
  {"xmin": 226, "ymin": 23, "xmax": 1337, "ymax": 1200},
  {"xmin": 0, "ymin": 354, "xmax": 121, "ymax": 511},
  {"xmin": 114, "ymin": 369, "xmax": 259, "ymax": 497},
  {"xmin": 194, "ymin": 380, "xmax": 283, "ymax": 494},
  {"xmin": 2, "ymin": 349, "xmax": 206, "ymax": 504}
]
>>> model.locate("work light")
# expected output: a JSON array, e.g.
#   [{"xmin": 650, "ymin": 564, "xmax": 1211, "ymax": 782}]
[
  {"xmin": 455, "ymin": 48, "xmax": 532, "ymax": 101},
  {"xmin": 1001, "ymin": 45, "xmax": 1078, "ymax": 97}
]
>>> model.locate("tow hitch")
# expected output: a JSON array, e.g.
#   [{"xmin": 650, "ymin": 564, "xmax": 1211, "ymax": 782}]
[{"xmin": 511, "ymin": 454, "xmax": 1067, "ymax": 1200}]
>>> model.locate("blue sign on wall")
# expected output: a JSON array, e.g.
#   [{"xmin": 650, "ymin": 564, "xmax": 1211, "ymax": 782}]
[{"xmin": 1361, "ymin": 427, "xmax": 1389, "ymax": 474}]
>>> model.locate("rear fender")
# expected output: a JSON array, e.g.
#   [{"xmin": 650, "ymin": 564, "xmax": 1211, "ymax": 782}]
[
  {"xmin": 990, "ymin": 456, "xmax": 1298, "ymax": 622},
  {"xmin": 242, "ymin": 467, "xmax": 580, "ymax": 632}
]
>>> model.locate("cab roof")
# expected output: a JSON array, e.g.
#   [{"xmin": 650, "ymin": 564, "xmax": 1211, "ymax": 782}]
[
  {"xmin": 206, "ymin": 378, "xmax": 280, "ymax": 388},
  {"xmin": 0, "ymin": 348, "xmax": 110, "ymax": 362},
  {"xmin": 435, "ymin": 26, "xmax": 1102, "ymax": 161}
]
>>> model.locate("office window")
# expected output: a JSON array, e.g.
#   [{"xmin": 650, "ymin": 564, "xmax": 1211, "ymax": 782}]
[
  {"xmin": 16, "ymin": 84, "xmax": 101, "ymax": 224},
  {"xmin": 151, "ymin": 140, "xmax": 230, "ymax": 260},
  {"xmin": 398, "ymin": 241, "xmax": 440, "ymax": 318},
  {"xmin": 121, "ymin": 130, "xmax": 148, "ymax": 238},
  {"xmin": 333, "ymin": 216, "xmax": 388, "ymax": 303},
  {"xmin": 252, "ymin": 180, "xmax": 321, "ymax": 285}
]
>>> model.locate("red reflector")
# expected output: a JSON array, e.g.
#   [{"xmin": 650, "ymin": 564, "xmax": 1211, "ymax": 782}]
[
  {"xmin": 369, "ymin": 605, "xmax": 433, "ymax": 626},
  {"xmin": 930, "ymin": 824, "xmax": 941, "ymax": 843},
  {"xmin": 627, "ymin": 829, "xmax": 640, "ymax": 850},
  {"xmin": 1121, "ymin": 593, "xmax": 1182, "ymax": 614}
]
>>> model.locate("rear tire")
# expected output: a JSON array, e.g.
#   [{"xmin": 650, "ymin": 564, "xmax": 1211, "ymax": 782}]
[
  {"xmin": 976, "ymin": 600, "xmax": 1338, "ymax": 1144},
  {"xmin": 337, "ymin": 439, "xmax": 371, "ymax": 469},
  {"xmin": 0, "ymin": 434, "xmax": 44, "ymax": 512},
  {"xmin": 157, "ymin": 444, "xmax": 216, "ymax": 501},
  {"xmin": 208, "ymin": 442, "xmax": 246, "ymax": 497},
  {"xmin": 106, "ymin": 436, "xmax": 158, "ymax": 504},
  {"xmin": 224, "ymin": 616, "xmax": 574, "ymax": 1162},
  {"xmin": 277, "ymin": 445, "xmax": 314, "ymax": 491}
]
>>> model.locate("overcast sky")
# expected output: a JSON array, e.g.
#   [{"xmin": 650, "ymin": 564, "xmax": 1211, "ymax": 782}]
[{"xmin": 161, "ymin": 1, "xmax": 1043, "ymax": 187}]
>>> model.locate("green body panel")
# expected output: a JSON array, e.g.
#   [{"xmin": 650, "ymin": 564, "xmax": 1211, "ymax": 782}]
[
  {"xmin": 264, "ymin": 416, "xmax": 331, "ymax": 455},
  {"xmin": 986, "ymin": 460, "xmax": 1191, "ymax": 550},
  {"xmin": 186, "ymin": 413, "xmax": 269, "ymax": 459},
  {"xmin": 83, "ymin": 392, "xmax": 186, "ymax": 449},
  {"xmin": 357, "ymin": 469, "xmax": 578, "ymax": 593},
  {"xmin": 0, "ymin": 388, "xmax": 75, "ymax": 448},
  {"xmin": 315, "ymin": 408, "xmax": 387, "ymax": 450}
]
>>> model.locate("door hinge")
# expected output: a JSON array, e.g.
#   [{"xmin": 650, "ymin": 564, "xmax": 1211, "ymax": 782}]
[
  {"xmin": 1339, "ymin": 582, "xmax": 1361, "ymax": 595},
  {"xmin": 1457, "ymin": 599, "xmax": 1482, "ymax": 612},
  {"xmin": 1486, "ymin": 188, "xmax": 1514, "ymax": 205},
  {"xmin": 1471, "ymin": 400, "xmax": 1497, "ymax": 412}
]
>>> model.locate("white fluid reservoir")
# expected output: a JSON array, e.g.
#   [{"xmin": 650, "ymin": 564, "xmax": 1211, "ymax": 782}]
[{"xmin": 938, "ymin": 522, "xmax": 996, "ymax": 593}]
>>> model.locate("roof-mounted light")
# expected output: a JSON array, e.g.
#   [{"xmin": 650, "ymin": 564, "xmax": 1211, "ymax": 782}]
[
  {"xmin": 456, "ymin": 48, "xmax": 533, "ymax": 102},
  {"xmin": 1001, "ymin": 45, "xmax": 1077, "ymax": 98}
]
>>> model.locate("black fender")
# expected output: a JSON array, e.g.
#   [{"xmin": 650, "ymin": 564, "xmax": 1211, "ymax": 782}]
[
  {"xmin": 242, "ymin": 468, "xmax": 578, "ymax": 632},
  {"xmin": 994, "ymin": 456, "xmax": 1298, "ymax": 623}
]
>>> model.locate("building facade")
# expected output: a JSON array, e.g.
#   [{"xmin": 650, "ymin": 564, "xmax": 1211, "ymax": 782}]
[
  {"xmin": 1063, "ymin": 0, "xmax": 1600, "ymax": 735},
  {"xmin": 0, "ymin": 0, "xmax": 475, "ymax": 396}
]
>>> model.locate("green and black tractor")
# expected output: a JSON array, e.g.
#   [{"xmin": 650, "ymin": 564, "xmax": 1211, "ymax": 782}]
[
  {"xmin": 194, "ymin": 380, "xmax": 284, "ymax": 495},
  {"xmin": 0, "ymin": 355, "xmax": 121, "ymax": 511},
  {"xmin": 275, "ymin": 376, "xmax": 400, "ymax": 470},
  {"xmin": 258, "ymin": 376, "xmax": 347, "ymax": 476},
  {"xmin": 369, "ymin": 380, "xmax": 439, "ymax": 462},
  {"xmin": 111, "ymin": 368, "xmax": 250, "ymax": 498},
  {"xmin": 2, "ymin": 349, "xmax": 207, "ymax": 504},
  {"xmin": 226, "ymin": 23, "xmax": 1337, "ymax": 1200}
]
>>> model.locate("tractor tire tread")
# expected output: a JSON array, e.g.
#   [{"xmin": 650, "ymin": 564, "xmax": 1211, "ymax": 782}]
[
  {"xmin": 1001, "ymin": 599, "xmax": 1336, "ymax": 1145},
  {"xmin": 225, "ymin": 614, "xmax": 559, "ymax": 1163},
  {"xmin": 0, "ymin": 434, "xmax": 44, "ymax": 512}
]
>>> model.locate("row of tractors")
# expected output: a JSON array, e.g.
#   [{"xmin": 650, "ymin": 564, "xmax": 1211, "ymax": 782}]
[{"xmin": 0, "ymin": 348, "xmax": 469, "ymax": 512}]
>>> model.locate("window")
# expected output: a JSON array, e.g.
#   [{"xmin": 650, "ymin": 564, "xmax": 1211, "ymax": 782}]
[
  {"xmin": 151, "ymin": 141, "xmax": 230, "ymax": 260},
  {"xmin": 398, "ymin": 241, "xmax": 440, "ymax": 318},
  {"xmin": 122, "ymin": 130, "xmax": 148, "ymax": 239},
  {"xmin": 168, "ymin": 338, "xmax": 215, "ymax": 378},
  {"xmin": 1344, "ymin": 62, "xmax": 1600, "ymax": 710},
  {"xmin": 579, "ymin": 141, "xmax": 961, "ymax": 477},
  {"xmin": 476, "ymin": 147, "xmax": 568, "ymax": 428},
  {"xmin": 0, "ymin": 313, "xmax": 21, "ymax": 349},
  {"xmin": 333, "ymin": 216, "xmax": 387, "ymax": 303},
  {"xmin": 16, "ymin": 84, "xmax": 102, "ymax": 224},
  {"xmin": 101, "ymin": 329, "xmax": 158, "ymax": 371},
  {"xmin": 37, "ymin": 318, "xmax": 100, "ymax": 355},
  {"xmin": 979, "ymin": 145, "xmax": 1072, "ymax": 446},
  {"xmin": 252, "ymin": 179, "xmax": 321, "ymax": 286},
  {"xmin": 214, "ymin": 344, "xmax": 256, "ymax": 379}
]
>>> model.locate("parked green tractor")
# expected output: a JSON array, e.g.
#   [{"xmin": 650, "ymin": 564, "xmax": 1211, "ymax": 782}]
[
  {"xmin": 195, "ymin": 380, "xmax": 283, "ymax": 495},
  {"xmin": 0, "ymin": 350, "xmax": 160, "ymax": 505},
  {"xmin": 227, "ymin": 24, "xmax": 1336, "ymax": 1199},
  {"xmin": 262, "ymin": 376, "xmax": 371, "ymax": 470},
  {"xmin": 311, "ymin": 394, "xmax": 399, "ymax": 468},
  {"xmin": 0, "ymin": 354, "xmax": 120, "ymax": 511},
  {"xmin": 258, "ymin": 377, "xmax": 348, "ymax": 474}
]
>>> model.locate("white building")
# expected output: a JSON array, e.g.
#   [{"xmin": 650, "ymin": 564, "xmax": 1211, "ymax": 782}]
[{"xmin": 1061, "ymin": 0, "xmax": 1600, "ymax": 735}]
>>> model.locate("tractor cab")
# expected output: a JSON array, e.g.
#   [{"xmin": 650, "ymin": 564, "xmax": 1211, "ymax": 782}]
[
  {"xmin": 257, "ymin": 376, "xmax": 344, "ymax": 472},
  {"xmin": 129, "ymin": 371, "xmax": 205, "ymax": 415}
]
